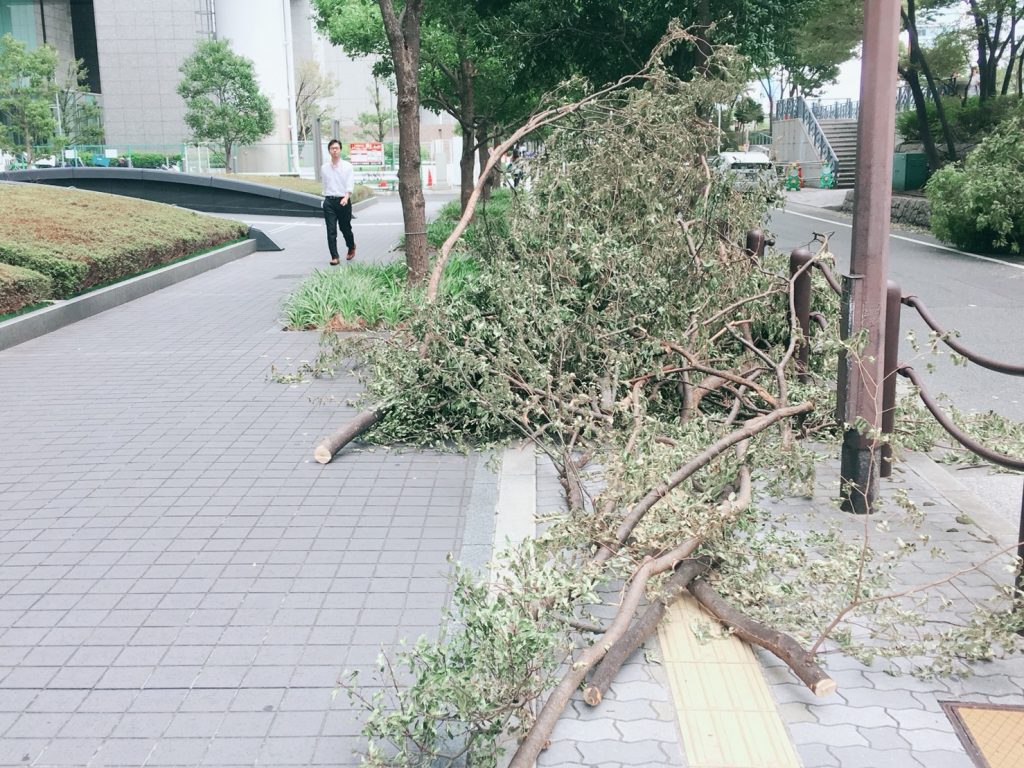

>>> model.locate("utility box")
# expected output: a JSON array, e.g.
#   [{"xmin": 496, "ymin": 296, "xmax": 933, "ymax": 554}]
[{"xmin": 893, "ymin": 152, "xmax": 929, "ymax": 191}]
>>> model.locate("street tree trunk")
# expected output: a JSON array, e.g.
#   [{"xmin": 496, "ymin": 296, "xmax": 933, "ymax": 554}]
[
  {"xmin": 900, "ymin": 65, "xmax": 941, "ymax": 171},
  {"xmin": 904, "ymin": 2, "xmax": 957, "ymax": 163},
  {"xmin": 378, "ymin": 0, "xmax": 429, "ymax": 284},
  {"xmin": 476, "ymin": 120, "xmax": 493, "ymax": 201},
  {"xmin": 458, "ymin": 59, "xmax": 476, "ymax": 214}
]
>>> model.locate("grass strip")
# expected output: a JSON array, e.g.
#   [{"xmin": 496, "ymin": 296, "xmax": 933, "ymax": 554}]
[{"xmin": 282, "ymin": 255, "xmax": 479, "ymax": 330}]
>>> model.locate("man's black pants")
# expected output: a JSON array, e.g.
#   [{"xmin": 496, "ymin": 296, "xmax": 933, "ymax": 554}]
[{"xmin": 323, "ymin": 196, "xmax": 355, "ymax": 260}]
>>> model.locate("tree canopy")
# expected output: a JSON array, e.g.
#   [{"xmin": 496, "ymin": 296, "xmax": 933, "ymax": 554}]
[
  {"xmin": 0, "ymin": 33, "xmax": 58, "ymax": 160},
  {"xmin": 177, "ymin": 39, "xmax": 275, "ymax": 173}
]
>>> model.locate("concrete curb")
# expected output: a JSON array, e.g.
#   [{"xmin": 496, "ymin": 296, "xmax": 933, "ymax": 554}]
[{"xmin": 0, "ymin": 237, "xmax": 257, "ymax": 352}]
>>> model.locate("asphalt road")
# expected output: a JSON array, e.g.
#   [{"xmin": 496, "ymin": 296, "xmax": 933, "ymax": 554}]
[{"xmin": 770, "ymin": 202, "xmax": 1024, "ymax": 424}]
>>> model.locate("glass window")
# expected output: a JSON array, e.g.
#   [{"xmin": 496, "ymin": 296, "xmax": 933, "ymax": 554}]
[{"xmin": 0, "ymin": 1, "xmax": 37, "ymax": 48}]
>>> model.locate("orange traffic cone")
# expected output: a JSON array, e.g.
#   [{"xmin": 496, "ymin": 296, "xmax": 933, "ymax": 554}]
[{"xmin": 427, "ymin": 169, "xmax": 433, "ymax": 187}]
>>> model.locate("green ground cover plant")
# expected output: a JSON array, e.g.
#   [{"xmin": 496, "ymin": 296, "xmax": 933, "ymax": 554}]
[
  {"xmin": 0, "ymin": 183, "xmax": 247, "ymax": 309},
  {"xmin": 281, "ymin": 255, "xmax": 478, "ymax": 330}
]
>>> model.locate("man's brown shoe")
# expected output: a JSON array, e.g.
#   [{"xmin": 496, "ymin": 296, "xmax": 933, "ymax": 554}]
[
  {"xmin": 329, "ymin": 258, "xmax": 340, "ymax": 265},
  {"xmin": 346, "ymin": 248, "xmax": 356, "ymax": 261}
]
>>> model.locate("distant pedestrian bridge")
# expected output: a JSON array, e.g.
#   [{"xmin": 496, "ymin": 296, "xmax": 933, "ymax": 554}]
[{"xmin": 0, "ymin": 167, "xmax": 325, "ymax": 217}]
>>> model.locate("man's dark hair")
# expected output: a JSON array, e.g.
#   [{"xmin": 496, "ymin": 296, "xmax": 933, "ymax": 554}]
[{"xmin": 328, "ymin": 139, "xmax": 342, "ymax": 150}]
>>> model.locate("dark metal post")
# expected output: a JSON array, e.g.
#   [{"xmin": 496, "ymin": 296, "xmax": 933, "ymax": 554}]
[
  {"xmin": 880, "ymin": 282, "xmax": 902, "ymax": 478},
  {"xmin": 790, "ymin": 248, "xmax": 813, "ymax": 383},
  {"xmin": 840, "ymin": 0, "xmax": 901, "ymax": 514},
  {"xmin": 745, "ymin": 230, "xmax": 766, "ymax": 260}
]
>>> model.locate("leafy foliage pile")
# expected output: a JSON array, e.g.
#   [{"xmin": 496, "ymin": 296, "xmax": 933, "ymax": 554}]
[
  {"xmin": 0, "ymin": 184, "xmax": 247, "ymax": 307},
  {"xmin": 330, "ymin": 39, "xmax": 1022, "ymax": 767},
  {"xmin": 927, "ymin": 107, "xmax": 1024, "ymax": 253}
]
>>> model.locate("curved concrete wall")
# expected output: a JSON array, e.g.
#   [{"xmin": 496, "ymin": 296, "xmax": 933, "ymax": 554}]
[{"xmin": 0, "ymin": 168, "xmax": 324, "ymax": 217}]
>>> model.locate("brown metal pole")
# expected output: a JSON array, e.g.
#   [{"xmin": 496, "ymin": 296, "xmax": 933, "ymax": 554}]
[
  {"xmin": 746, "ymin": 229, "xmax": 766, "ymax": 260},
  {"xmin": 790, "ymin": 248, "xmax": 813, "ymax": 383},
  {"xmin": 840, "ymin": 0, "xmax": 901, "ymax": 514},
  {"xmin": 880, "ymin": 281, "xmax": 902, "ymax": 478}
]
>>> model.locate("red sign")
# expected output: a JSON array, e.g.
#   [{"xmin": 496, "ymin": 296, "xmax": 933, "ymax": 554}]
[{"xmin": 349, "ymin": 142, "xmax": 384, "ymax": 165}]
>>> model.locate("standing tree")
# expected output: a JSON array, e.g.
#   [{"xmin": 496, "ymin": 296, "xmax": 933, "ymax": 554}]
[
  {"xmin": 902, "ymin": 0, "xmax": 959, "ymax": 166},
  {"xmin": 294, "ymin": 59, "xmax": 336, "ymax": 142},
  {"xmin": 177, "ymin": 39, "xmax": 274, "ymax": 174},
  {"xmin": 355, "ymin": 75, "xmax": 397, "ymax": 141},
  {"xmin": 0, "ymin": 33, "xmax": 58, "ymax": 161},
  {"xmin": 966, "ymin": 0, "xmax": 1024, "ymax": 100},
  {"xmin": 314, "ymin": 0, "xmax": 429, "ymax": 284},
  {"xmin": 55, "ymin": 59, "xmax": 104, "ymax": 148}
]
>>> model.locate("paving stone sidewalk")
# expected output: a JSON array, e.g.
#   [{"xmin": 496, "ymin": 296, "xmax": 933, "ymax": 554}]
[
  {"xmin": 0, "ymin": 197, "xmax": 477, "ymax": 768},
  {"xmin": 533, "ymin": 449, "xmax": 1023, "ymax": 768}
]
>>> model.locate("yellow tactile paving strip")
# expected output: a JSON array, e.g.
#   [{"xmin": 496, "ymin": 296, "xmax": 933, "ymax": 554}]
[
  {"xmin": 950, "ymin": 704, "xmax": 1024, "ymax": 768},
  {"xmin": 658, "ymin": 595, "xmax": 802, "ymax": 768}
]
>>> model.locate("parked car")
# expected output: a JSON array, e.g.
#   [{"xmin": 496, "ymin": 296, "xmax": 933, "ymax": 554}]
[
  {"xmin": 712, "ymin": 151, "xmax": 774, "ymax": 191},
  {"xmin": 33, "ymin": 155, "xmax": 86, "ymax": 168}
]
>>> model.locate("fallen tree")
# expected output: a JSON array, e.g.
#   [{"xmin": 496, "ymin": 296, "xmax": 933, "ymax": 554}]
[{"xmin": 311, "ymin": 27, "xmax": 1023, "ymax": 768}]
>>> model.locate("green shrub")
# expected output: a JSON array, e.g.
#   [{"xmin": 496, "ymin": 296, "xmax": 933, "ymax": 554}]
[
  {"xmin": 0, "ymin": 244, "xmax": 88, "ymax": 298},
  {"xmin": 127, "ymin": 152, "xmax": 182, "ymax": 169},
  {"xmin": 0, "ymin": 262, "xmax": 53, "ymax": 315},
  {"xmin": 896, "ymin": 94, "xmax": 1020, "ymax": 144},
  {"xmin": 0, "ymin": 184, "xmax": 248, "ymax": 298},
  {"xmin": 926, "ymin": 111, "xmax": 1024, "ymax": 253}
]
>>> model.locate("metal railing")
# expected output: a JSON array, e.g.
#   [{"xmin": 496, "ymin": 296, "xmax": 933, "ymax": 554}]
[
  {"xmin": 775, "ymin": 97, "xmax": 841, "ymax": 184},
  {"xmin": 787, "ymin": 247, "xmax": 1024, "ymax": 599}
]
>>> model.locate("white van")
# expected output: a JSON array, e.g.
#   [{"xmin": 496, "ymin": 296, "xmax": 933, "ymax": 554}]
[{"xmin": 714, "ymin": 151, "xmax": 777, "ymax": 192}]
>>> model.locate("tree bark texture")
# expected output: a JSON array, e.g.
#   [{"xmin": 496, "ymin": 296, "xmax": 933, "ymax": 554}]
[
  {"xmin": 899, "ymin": 65, "xmax": 941, "ymax": 171},
  {"xmin": 378, "ymin": 0, "xmax": 428, "ymax": 284},
  {"xmin": 905, "ymin": 1, "xmax": 957, "ymax": 161},
  {"xmin": 583, "ymin": 558, "xmax": 711, "ymax": 706},
  {"xmin": 508, "ymin": 540, "xmax": 699, "ymax": 768},
  {"xmin": 688, "ymin": 578, "xmax": 837, "ymax": 696},
  {"xmin": 458, "ymin": 59, "xmax": 476, "ymax": 213},
  {"xmin": 314, "ymin": 408, "xmax": 382, "ymax": 464}
]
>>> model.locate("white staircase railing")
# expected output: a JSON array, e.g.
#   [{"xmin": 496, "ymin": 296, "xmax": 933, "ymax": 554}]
[{"xmin": 775, "ymin": 97, "xmax": 840, "ymax": 181}]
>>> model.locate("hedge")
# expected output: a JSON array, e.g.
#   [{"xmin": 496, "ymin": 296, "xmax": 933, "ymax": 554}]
[{"xmin": 0, "ymin": 263, "xmax": 53, "ymax": 316}]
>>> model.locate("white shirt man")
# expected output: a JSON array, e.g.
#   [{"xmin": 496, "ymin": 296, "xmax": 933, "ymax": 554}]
[{"xmin": 321, "ymin": 140, "xmax": 356, "ymax": 263}]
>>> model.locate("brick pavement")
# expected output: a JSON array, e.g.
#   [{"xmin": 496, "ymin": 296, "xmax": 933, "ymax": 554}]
[
  {"xmin": 3, "ymin": 189, "xmax": 1024, "ymax": 767},
  {"xmin": 0, "ymin": 195, "xmax": 475, "ymax": 767},
  {"xmin": 529, "ymin": 447, "xmax": 1023, "ymax": 768}
]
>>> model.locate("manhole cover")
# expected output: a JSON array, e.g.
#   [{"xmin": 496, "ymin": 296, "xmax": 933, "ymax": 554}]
[{"xmin": 941, "ymin": 701, "xmax": 1024, "ymax": 768}]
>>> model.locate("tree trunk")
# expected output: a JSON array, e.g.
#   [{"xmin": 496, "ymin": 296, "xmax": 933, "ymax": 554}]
[
  {"xmin": 1018, "ymin": 44, "xmax": 1023, "ymax": 95},
  {"xmin": 1001, "ymin": 34, "xmax": 1021, "ymax": 95},
  {"xmin": 378, "ymin": 0, "xmax": 428, "ymax": 285},
  {"xmin": 900, "ymin": 66, "xmax": 941, "ymax": 170},
  {"xmin": 688, "ymin": 578, "xmax": 837, "ymax": 696},
  {"xmin": 224, "ymin": 140, "xmax": 233, "ymax": 174},
  {"xmin": 905, "ymin": 5, "xmax": 942, "ymax": 167},
  {"xmin": 476, "ymin": 121, "xmax": 493, "ymax": 201},
  {"xmin": 458, "ymin": 59, "xmax": 476, "ymax": 214},
  {"xmin": 917, "ymin": 51, "xmax": 958, "ymax": 162}
]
